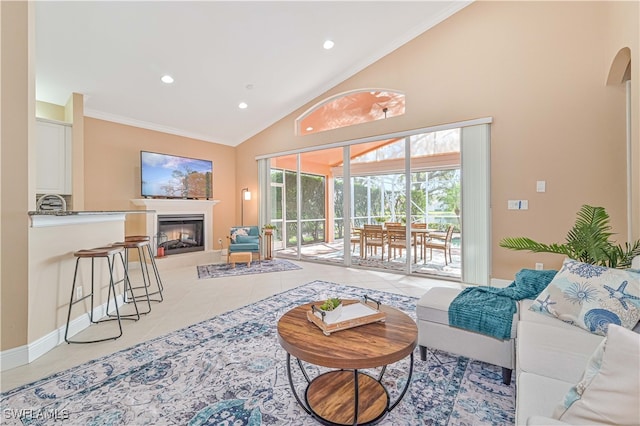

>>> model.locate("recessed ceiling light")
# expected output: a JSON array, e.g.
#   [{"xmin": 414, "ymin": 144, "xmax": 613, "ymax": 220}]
[
  {"xmin": 161, "ymin": 75, "xmax": 174, "ymax": 84},
  {"xmin": 323, "ymin": 40, "xmax": 335, "ymax": 50},
  {"xmin": 238, "ymin": 102, "xmax": 248, "ymax": 109}
]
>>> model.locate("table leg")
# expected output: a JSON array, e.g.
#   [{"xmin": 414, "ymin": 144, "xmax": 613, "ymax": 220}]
[
  {"xmin": 285, "ymin": 353, "xmax": 313, "ymax": 416},
  {"xmin": 285, "ymin": 353, "xmax": 413, "ymax": 425},
  {"xmin": 389, "ymin": 352, "xmax": 414, "ymax": 412},
  {"xmin": 353, "ymin": 369, "xmax": 359, "ymax": 426}
]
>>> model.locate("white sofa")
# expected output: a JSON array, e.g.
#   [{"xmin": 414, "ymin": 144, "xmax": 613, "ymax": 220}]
[
  {"xmin": 516, "ymin": 299, "xmax": 640, "ymax": 425},
  {"xmin": 417, "ymin": 287, "xmax": 640, "ymax": 425},
  {"xmin": 515, "ymin": 299, "xmax": 604, "ymax": 425},
  {"xmin": 417, "ymin": 287, "xmax": 518, "ymax": 385}
]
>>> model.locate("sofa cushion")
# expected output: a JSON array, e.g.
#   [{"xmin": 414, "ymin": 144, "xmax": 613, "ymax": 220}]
[
  {"xmin": 416, "ymin": 287, "xmax": 462, "ymax": 325},
  {"xmin": 229, "ymin": 243, "xmax": 259, "ymax": 252},
  {"xmin": 417, "ymin": 286, "xmax": 519, "ymax": 338},
  {"xmin": 516, "ymin": 372, "xmax": 574, "ymax": 425},
  {"xmin": 516, "ymin": 321, "xmax": 603, "ymax": 384},
  {"xmin": 552, "ymin": 324, "xmax": 640, "ymax": 424},
  {"xmin": 529, "ymin": 258, "xmax": 640, "ymax": 336}
]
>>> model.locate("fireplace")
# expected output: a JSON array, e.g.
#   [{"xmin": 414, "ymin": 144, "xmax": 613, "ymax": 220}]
[
  {"xmin": 157, "ymin": 214, "xmax": 205, "ymax": 256},
  {"xmin": 131, "ymin": 199, "xmax": 219, "ymax": 256}
]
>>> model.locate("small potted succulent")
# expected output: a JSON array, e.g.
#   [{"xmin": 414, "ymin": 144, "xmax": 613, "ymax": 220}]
[
  {"xmin": 316, "ymin": 297, "xmax": 342, "ymax": 323},
  {"xmin": 262, "ymin": 224, "xmax": 276, "ymax": 235}
]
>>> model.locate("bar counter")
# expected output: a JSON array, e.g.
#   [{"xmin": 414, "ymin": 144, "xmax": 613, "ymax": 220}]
[{"xmin": 28, "ymin": 210, "xmax": 154, "ymax": 228}]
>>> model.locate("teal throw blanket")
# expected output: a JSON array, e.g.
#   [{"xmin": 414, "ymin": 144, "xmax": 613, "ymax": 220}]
[{"xmin": 448, "ymin": 269, "xmax": 557, "ymax": 340}]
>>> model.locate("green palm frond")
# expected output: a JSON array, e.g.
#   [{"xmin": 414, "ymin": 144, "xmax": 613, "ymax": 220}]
[
  {"xmin": 499, "ymin": 237, "xmax": 573, "ymax": 256},
  {"xmin": 607, "ymin": 240, "xmax": 640, "ymax": 269},
  {"xmin": 499, "ymin": 204, "xmax": 639, "ymax": 269},
  {"xmin": 565, "ymin": 205, "xmax": 613, "ymax": 265}
]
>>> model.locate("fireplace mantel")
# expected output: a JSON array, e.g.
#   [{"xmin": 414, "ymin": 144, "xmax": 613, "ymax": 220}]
[
  {"xmin": 130, "ymin": 199, "xmax": 220, "ymax": 211},
  {"xmin": 130, "ymin": 199, "xmax": 220, "ymax": 252}
]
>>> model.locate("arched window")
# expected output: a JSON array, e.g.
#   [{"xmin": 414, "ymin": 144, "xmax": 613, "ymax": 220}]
[{"xmin": 297, "ymin": 89, "xmax": 405, "ymax": 135}]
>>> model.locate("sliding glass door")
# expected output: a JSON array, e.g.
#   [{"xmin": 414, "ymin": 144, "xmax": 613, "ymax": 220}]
[
  {"xmin": 259, "ymin": 120, "xmax": 491, "ymax": 284},
  {"xmin": 269, "ymin": 168, "xmax": 285, "ymax": 250}
]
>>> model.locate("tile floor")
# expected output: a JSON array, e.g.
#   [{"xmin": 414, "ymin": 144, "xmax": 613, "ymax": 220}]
[{"xmin": 1, "ymin": 260, "xmax": 461, "ymax": 392}]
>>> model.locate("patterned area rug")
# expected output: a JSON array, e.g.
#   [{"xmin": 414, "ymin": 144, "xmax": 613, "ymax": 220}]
[
  {"xmin": 0, "ymin": 282, "xmax": 515, "ymax": 425},
  {"xmin": 196, "ymin": 258, "xmax": 301, "ymax": 279}
]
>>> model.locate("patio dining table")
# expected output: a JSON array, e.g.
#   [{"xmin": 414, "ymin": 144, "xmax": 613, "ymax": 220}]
[{"xmin": 353, "ymin": 226, "xmax": 433, "ymax": 261}]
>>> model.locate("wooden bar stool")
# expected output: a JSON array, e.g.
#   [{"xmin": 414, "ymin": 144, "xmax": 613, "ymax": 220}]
[
  {"xmin": 64, "ymin": 245, "xmax": 139, "ymax": 344},
  {"xmin": 123, "ymin": 235, "xmax": 164, "ymax": 303},
  {"xmin": 112, "ymin": 240, "xmax": 153, "ymax": 315}
]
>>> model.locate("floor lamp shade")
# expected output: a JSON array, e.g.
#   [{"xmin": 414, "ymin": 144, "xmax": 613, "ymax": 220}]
[{"xmin": 241, "ymin": 187, "xmax": 251, "ymax": 225}]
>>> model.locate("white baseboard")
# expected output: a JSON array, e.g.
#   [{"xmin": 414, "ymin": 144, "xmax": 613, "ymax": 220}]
[
  {"xmin": 0, "ymin": 345, "xmax": 28, "ymax": 372},
  {"xmin": 0, "ymin": 295, "xmax": 124, "ymax": 372}
]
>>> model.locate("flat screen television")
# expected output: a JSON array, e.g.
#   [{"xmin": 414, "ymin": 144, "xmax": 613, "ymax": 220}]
[{"xmin": 141, "ymin": 151, "xmax": 213, "ymax": 199}]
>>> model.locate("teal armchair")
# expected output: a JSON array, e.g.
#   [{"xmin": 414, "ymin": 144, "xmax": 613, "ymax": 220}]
[{"xmin": 227, "ymin": 226, "xmax": 262, "ymax": 263}]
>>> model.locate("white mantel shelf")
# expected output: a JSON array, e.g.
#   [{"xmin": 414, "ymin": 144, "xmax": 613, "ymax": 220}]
[{"xmin": 130, "ymin": 199, "xmax": 220, "ymax": 209}]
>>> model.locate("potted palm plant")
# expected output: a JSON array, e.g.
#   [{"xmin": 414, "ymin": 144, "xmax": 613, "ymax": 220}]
[{"xmin": 499, "ymin": 204, "xmax": 640, "ymax": 269}]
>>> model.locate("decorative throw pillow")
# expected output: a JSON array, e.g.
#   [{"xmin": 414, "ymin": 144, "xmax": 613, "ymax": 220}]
[
  {"xmin": 552, "ymin": 324, "xmax": 640, "ymax": 424},
  {"xmin": 235, "ymin": 235, "xmax": 258, "ymax": 244},
  {"xmin": 529, "ymin": 258, "xmax": 640, "ymax": 335},
  {"xmin": 230, "ymin": 227, "xmax": 250, "ymax": 243}
]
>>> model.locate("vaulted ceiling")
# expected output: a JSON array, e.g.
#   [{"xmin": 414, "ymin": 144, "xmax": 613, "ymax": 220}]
[{"xmin": 35, "ymin": 1, "xmax": 471, "ymax": 147}]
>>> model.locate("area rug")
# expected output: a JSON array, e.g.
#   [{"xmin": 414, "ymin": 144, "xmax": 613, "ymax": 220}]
[
  {"xmin": 196, "ymin": 258, "xmax": 301, "ymax": 279},
  {"xmin": 0, "ymin": 282, "xmax": 515, "ymax": 425}
]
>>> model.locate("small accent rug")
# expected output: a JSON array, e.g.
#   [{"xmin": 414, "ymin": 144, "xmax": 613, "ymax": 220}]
[
  {"xmin": 196, "ymin": 258, "xmax": 301, "ymax": 279},
  {"xmin": 1, "ymin": 282, "xmax": 515, "ymax": 425}
]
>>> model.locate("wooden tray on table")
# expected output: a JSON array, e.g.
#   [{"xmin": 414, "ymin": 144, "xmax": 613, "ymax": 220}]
[{"xmin": 306, "ymin": 297, "xmax": 387, "ymax": 336}]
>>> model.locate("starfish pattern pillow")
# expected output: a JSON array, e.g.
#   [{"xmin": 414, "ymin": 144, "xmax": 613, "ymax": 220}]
[{"xmin": 529, "ymin": 258, "xmax": 640, "ymax": 335}]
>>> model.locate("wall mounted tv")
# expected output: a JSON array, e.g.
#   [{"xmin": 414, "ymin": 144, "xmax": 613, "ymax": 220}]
[{"xmin": 141, "ymin": 151, "xmax": 213, "ymax": 199}]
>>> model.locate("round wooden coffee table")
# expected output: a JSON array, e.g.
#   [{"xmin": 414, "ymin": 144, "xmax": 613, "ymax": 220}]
[{"xmin": 277, "ymin": 299, "xmax": 417, "ymax": 425}]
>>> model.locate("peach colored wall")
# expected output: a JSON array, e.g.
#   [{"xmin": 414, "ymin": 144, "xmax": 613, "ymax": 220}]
[
  {"xmin": 83, "ymin": 118, "xmax": 236, "ymax": 246},
  {"xmin": 237, "ymin": 1, "xmax": 638, "ymax": 280},
  {"xmin": 1, "ymin": 1, "xmax": 33, "ymax": 351},
  {"xmin": 604, "ymin": 1, "xmax": 640, "ymax": 242}
]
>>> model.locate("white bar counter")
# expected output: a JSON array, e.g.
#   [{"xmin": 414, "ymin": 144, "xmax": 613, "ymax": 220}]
[{"xmin": 4, "ymin": 210, "xmax": 154, "ymax": 370}]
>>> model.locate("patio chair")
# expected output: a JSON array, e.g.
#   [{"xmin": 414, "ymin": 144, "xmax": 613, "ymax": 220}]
[
  {"xmin": 227, "ymin": 226, "xmax": 262, "ymax": 263},
  {"xmin": 423, "ymin": 225, "xmax": 454, "ymax": 265},
  {"xmin": 349, "ymin": 224, "xmax": 361, "ymax": 253},
  {"xmin": 362, "ymin": 224, "xmax": 386, "ymax": 260},
  {"xmin": 386, "ymin": 225, "xmax": 417, "ymax": 262},
  {"xmin": 411, "ymin": 222, "xmax": 428, "ymax": 260}
]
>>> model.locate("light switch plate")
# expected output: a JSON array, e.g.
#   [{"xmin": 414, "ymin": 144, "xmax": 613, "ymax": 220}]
[
  {"xmin": 536, "ymin": 181, "xmax": 546, "ymax": 192},
  {"xmin": 508, "ymin": 200, "xmax": 528, "ymax": 210}
]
